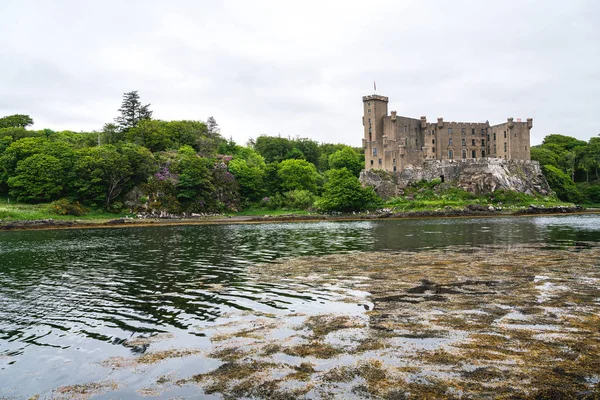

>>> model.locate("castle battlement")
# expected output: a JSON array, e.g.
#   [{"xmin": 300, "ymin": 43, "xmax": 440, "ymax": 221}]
[
  {"xmin": 362, "ymin": 94, "xmax": 532, "ymax": 172},
  {"xmin": 362, "ymin": 94, "xmax": 389, "ymax": 102}
]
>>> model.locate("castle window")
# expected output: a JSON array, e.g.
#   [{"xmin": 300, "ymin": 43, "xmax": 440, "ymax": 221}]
[
  {"xmin": 504, "ymin": 131, "xmax": 507, "ymax": 138},
  {"xmin": 448, "ymin": 128, "xmax": 453, "ymax": 134},
  {"xmin": 373, "ymin": 148, "xmax": 378, "ymax": 156},
  {"xmin": 472, "ymin": 128, "xmax": 475, "ymax": 135},
  {"xmin": 370, "ymin": 159, "xmax": 374, "ymax": 165},
  {"xmin": 504, "ymin": 142, "xmax": 507, "ymax": 152},
  {"xmin": 515, "ymin": 132, "xmax": 517, "ymax": 137},
  {"xmin": 482, "ymin": 139, "xmax": 485, "ymax": 145},
  {"xmin": 432, "ymin": 147, "xmax": 436, "ymax": 153},
  {"xmin": 461, "ymin": 128, "xmax": 466, "ymax": 135},
  {"xmin": 368, "ymin": 109, "xmax": 371, "ymax": 114},
  {"xmin": 471, "ymin": 150, "xmax": 477, "ymax": 159},
  {"xmin": 462, "ymin": 149, "xmax": 467, "ymax": 159},
  {"xmin": 393, "ymin": 166, "xmax": 397, "ymax": 172},
  {"xmin": 432, "ymin": 139, "xmax": 435, "ymax": 144},
  {"xmin": 378, "ymin": 158, "xmax": 382, "ymax": 165},
  {"xmin": 482, "ymin": 150, "xmax": 486, "ymax": 157},
  {"xmin": 404, "ymin": 126, "xmax": 407, "ymax": 133},
  {"xmin": 472, "ymin": 139, "xmax": 476, "ymax": 146},
  {"xmin": 493, "ymin": 133, "xmax": 496, "ymax": 140},
  {"xmin": 393, "ymin": 158, "xmax": 396, "ymax": 163},
  {"xmin": 461, "ymin": 138, "xmax": 466, "ymax": 146},
  {"xmin": 368, "ymin": 118, "xmax": 371, "ymax": 124},
  {"xmin": 449, "ymin": 138, "xmax": 453, "ymax": 146},
  {"xmin": 481, "ymin": 129, "xmax": 485, "ymax": 135},
  {"xmin": 368, "ymin": 127, "xmax": 372, "ymax": 133},
  {"xmin": 448, "ymin": 150, "xmax": 454, "ymax": 159}
]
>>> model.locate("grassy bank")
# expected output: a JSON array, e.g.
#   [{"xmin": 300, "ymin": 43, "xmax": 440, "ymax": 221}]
[{"xmin": 0, "ymin": 197, "xmax": 119, "ymax": 221}]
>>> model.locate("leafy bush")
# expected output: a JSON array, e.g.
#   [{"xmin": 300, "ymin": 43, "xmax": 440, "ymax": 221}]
[
  {"xmin": 50, "ymin": 199, "xmax": 89, "ymax": 216},
  {"xmin": 263, "ymin": 190, "xmax": 315, "ymax": 210},
  {"xmin": 577, "ymin": 183, "xmax": 600, "ymax": 204},
  {"xmin": 318, "ymin": 168, "xmax": 382, "ymax": 212},
  {"xmin": 542, "ymin": 165, "xmax": 582, "ymax": 202}
]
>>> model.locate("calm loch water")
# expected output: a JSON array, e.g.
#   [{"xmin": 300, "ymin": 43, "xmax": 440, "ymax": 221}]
[{"xmin": 1, "ymin": 214, "xmax": 600, "ymax": 398}]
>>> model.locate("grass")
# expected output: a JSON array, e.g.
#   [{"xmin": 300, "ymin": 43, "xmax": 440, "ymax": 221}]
[{"xmin": 0, "ymin": 196, "xmax": 125, "ymax": 222}]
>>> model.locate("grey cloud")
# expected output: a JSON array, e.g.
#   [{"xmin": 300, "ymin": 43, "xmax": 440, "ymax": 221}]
[{"xmin": 0, "ymin": 0, "xmax": 598, "ymax": 145}]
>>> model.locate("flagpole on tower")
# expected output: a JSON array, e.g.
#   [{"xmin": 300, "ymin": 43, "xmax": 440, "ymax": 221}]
[{"xmin": 374, "ymin": 80, "xmax": 377, "ymax": 92}]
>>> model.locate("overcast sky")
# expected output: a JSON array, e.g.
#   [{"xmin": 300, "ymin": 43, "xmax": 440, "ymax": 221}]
[{"xmin": 1, "ymin": 0, "xmax": 599, "ymax": 146}]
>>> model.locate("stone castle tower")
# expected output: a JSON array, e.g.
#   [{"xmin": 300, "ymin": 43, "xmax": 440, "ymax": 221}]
[{"xmin": 362, "ymin": 94, "xmax": 533, "ymax": 172}]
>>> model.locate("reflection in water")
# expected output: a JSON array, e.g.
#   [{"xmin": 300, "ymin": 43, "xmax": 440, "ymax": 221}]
[{"xmin": 0, "ymin": 214, "xmax": 599, "ymax": 396}]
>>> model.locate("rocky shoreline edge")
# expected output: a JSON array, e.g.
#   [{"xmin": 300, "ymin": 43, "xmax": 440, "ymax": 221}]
[{"xmin": 0, "ymin": 205, "xmax": 596, "ymax": 232}]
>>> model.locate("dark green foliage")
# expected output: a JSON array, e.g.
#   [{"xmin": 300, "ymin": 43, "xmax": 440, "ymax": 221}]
[
  {"xmin": 532, "ymin": 134, "xmax": 600, "ymax": 204},
  {"xmin": 328, "ymin": 147, "xmax": 362, "ymax": 177},
  {"xmin": 319, "ymin": 168, "xmax": 381, "ymax": 212},
  {"xmin": 114, "ymin": 90, "xmax": 152, "ymax": 131},
  {"xmin": 7, "ymin": 154, "xmax": 65, "ymax": 202},
  {"xmin": 277, "ymin": 159, "xmax": 321, "ymax": 194},
  {"xmin": 72, "ymin": 145, "xmax": 134, "ymax": 209},
  {"xmin": 0, "ymin": 114, "xmax": 34, "ymax": 129},
  {"xmin": 531, "ymin": 147, "xmax": 560, "ymax": 169},
  {"xmin": 577, "ymin": 183, "xmax": 600, "ymax": 204},
  {"xmin": 541, "ymin": 165, "xmax": 582, "ymax": 202},
  {"xmin": 126, "ymin": 119, "xmax": 222, "ymax": 154},
  {"xmin": 254, "ymin": 136, "xmax": 293, "ymax": 163},
  {"xmin": 228, "ymin": 152, "xmax": 265, "ymax": 203},
  {"xmin": 264, "ymin": 190, "xmax": 315, "ymax": 210}
]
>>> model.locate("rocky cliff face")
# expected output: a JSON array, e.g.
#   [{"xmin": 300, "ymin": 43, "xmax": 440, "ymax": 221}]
[{"xmin": 360, "ymin": 159, "xmax": 551, "ymax": 199}]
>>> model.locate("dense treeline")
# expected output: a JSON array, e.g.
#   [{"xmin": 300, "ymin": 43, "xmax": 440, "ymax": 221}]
[
  {"xmin": 531, "ymin": 134, "xmax": 600, "ymax": 203},
  {"xmin": 2, "ymin": 91, "xmax": 597, "ymax": 215},
  {"xmin": 0, "ymin": 91, "xmax": 379, "ymax": 214}
]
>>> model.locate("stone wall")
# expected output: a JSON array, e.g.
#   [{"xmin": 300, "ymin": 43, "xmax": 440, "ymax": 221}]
[{"xmin": 360, "ymin": 158, "xmax": 551, "ymax": 199}]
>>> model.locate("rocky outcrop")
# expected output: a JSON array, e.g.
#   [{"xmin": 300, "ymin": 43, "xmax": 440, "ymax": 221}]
[{"xmin": 360, "ymin": 158, "xmax": 551, "ymax": 199}]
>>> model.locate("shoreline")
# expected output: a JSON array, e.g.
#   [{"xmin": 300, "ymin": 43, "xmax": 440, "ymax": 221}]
[{"xmin": 1, "ymin": 205, "xmax": 598, "ymax": 232}]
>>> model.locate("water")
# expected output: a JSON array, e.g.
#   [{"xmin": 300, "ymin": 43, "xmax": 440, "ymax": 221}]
[{"xmin": 1, "ymin": 214, "xmax": 599, "ymax": 397}]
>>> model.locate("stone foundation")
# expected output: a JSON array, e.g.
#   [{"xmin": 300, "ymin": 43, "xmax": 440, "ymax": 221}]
[{"xmin": 360, "ymin": 158, "xmax": 551, "ymax": 199}]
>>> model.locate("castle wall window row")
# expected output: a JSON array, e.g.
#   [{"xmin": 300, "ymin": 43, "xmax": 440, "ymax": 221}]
[{"xmin": 361, "ymin": 94, "xmax": 532, "ymax": 172}]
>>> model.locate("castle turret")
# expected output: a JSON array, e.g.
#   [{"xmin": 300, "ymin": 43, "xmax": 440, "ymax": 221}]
[{"xmin": 363, "ymin": 94, "xmax": 388, "ymax": 170}]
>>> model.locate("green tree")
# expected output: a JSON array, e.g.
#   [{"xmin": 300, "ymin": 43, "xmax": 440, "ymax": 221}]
[
  {"xmin": 72, "ymin": 145, "xmax": 133, "ymax": 209},
  {"xmin": 277, "ymin": 159, "xmax": 321, "ymax": 193},
  {"xmin": 228, "ymin": 157, "xmax": 265, "ymax": 203},
  {"xmin": 293, "ymin": 138, "xmax": 319, "ymax": 166},
  {"xmin": 0, "ymin": 114, "xmax": 34, "ymax": 129},
  {"xmin": 542, "ymin": 164, "xmax": 581, "ymax": 202},
  {"xmin": 328, "ymin": 147, "xmax": 363, "ymax": 177},
  {"xmin": 318, "ymin": 168, "xmax": 381, "ymax": 212},
  {"xmin": 206, "ymin": 116, "xmax": 220, "ymax": 137},
  {"xmin": 254, "ymin": 136, "xmax": 293, "ymax": 163},
  {"xmin": 114, "ymin": 90, "xmax": 152, "ymax": 131},
  {"xmin": 7, "ymin": 154, "xmax": 65, "ymax": 202},
  {"xmin": 173, "ymin": 146, "xmax": 215, "ymax": 210},
  {"xmin": 530, "ymin": 147, "xmax": 559, "ymax": 169}
]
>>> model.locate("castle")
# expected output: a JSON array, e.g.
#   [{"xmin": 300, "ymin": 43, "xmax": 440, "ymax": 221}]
[{"xmin": 362, "ymin": 94, "xmax": 532, "ymax": 172}]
